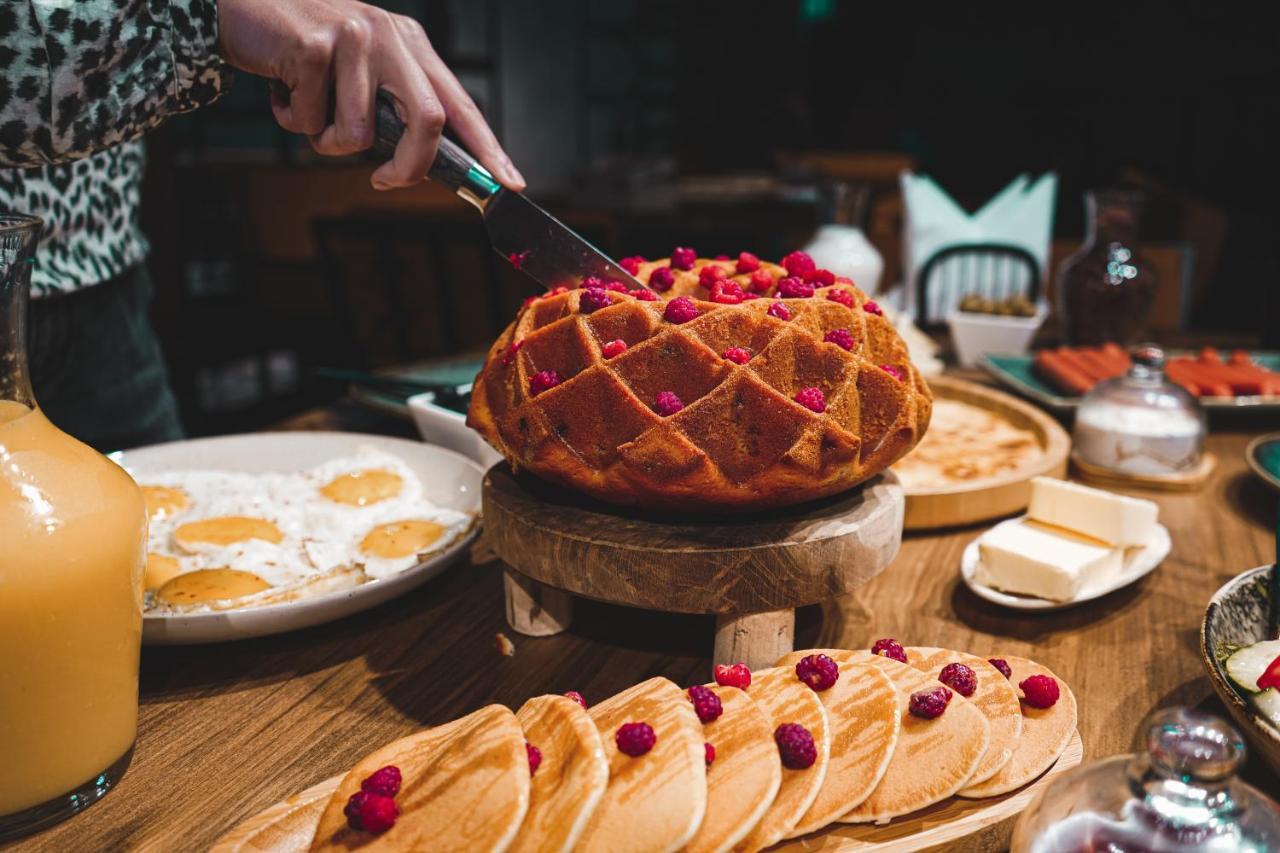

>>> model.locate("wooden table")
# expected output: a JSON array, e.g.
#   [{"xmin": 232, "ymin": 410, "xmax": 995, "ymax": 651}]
[{"xmin": 10, "ymin": 398, "xmax": 1279, "ymax": 852}]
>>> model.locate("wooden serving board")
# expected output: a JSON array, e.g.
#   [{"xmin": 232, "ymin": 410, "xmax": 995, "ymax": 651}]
[
  {"xmin": 897, "ymin": 377, "xmax": 1070, "ymax": 531},
  {"xmin": 213, "ymin": 732, "xmax": 1082, "ymax": 853}
]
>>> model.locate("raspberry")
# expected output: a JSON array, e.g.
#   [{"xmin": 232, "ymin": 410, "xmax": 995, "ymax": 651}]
[
  {"xmin": 608, "ymin": 280, "xmax": 631, "ymax": 292},
  {"xmin": 619, "ymin": 255, "xmax": 646, "ymax": 275},
  {"xmin": 655, "ymin": 391, "xmax": 684, "ymax": 416},
  {"xmin": 794, "ymin": 387, "xmax": 826, "ymax": 413},
  {"xmin": 579, "ymin": 287, "xmax": 611, "ymax": 314},
  {"xmin": 863, "ymin": 300, "xmax": 883, "ymax": 316},
  {"xmin": 781, "ymin": 251, "xmax": 816, "ymax": 277},
  {"xmin": 1019, "ymin": 675, "xmax": 1060, "ymax": 709},
  {"xmin": 736, "ymin": 251, "xmax": 761, "ymax": 273},
  {"xmin": 749, "ymin": 269, "xmax": 774, "ymax": 293},
  {"xmin": 988, "ymin": 659, "xmax": 1012, "ymax": 679},
  {"xmin": 871, "ymin": 638, "xmax": 907, "ymax": 663},
  {"xmin": 794, "ymin": 653, "xmax": 840, "ymax": 692},
  {"xmin": 909, "ymin": 686, "xmax": 952, "ymax": 719},
  {"xmin": 767, "ymin": 301, "xmax": 791, "ymax": 321},
  {"xmin": 344, "ymin": 791, "xmax": 369, "ymax": 830},
  {"xmin": 526, "ymin": 741, "xmax": 542, "ymax": 776},
  {"xmin": 805, "ymin": 268, "xmax": 836, "ymax": 286},
  {"xmin": 774, "ymin": 723, "xmax": 817, "ymax": 769},
  {"xmin": 629, "ymin": 288, "xmax": 659, "ymax": 301},
  {"xmin": 722, "ymin": 346, "xmax": 751, "ymax": 364},
  {"xmin": 346, "ymin": 790, "xmax": 399, "ymax": 834},
  {"xmin": 361, "ymin": 765, "xmax": 402, "ymax": 797},
  {"xmin": 500, "ymin": 338, "xmax": 524, "ymax": 367},
  {"xmin": 880, "ymin": 364, "xmax": 906, "ymax": 381},
  {"xmin": 698, "ymin": 265, "xmax": 726, "ymax": 287},
  {"xmin": 776, "ymin": 276, "xmax": 815, "ymax": 299},
  {"xmin": 823, "ymin": 328, "xmax": 855, "ymax": 351},
  {"xmin": 938, "ymin": 663, "xmax": 977, "ymax": 697},
  {"xmin": 602, "ymin": 339, "xmax": 627, "ymax": 359},
  {"xmin": 710, "ymin": 280, "xmax": 744, "ymax": 304},
  {"xmin": 564, "ymin": 691, "xmax": 588, "ymax": 708},
  {"xmin": 714, "ymin": 254, "xmax": 730, "ymax": 261},
  {"xmin": 713, "ymin": 663, "xmax": 751, "ymax": 689},
  {"xmin": 663, "ymin": 296, "xmax": 700, "ymax": 324},
  {"xmin": 529, "ymin": 370, "xmax": 562, "ymax": 396},
  {"xmin": 741, "ymin": 292, "xmax": 761, "ymax": 300},
  {"xmin": 581, "ymin": 276, "xmax": 604, "ymax": 290},
  {"xmin": 705, "ymin": 742, "xmax": 716, "ymax": 767},
  {"xmin": 826, "ymin": 288, "xmax": 854, "ymax": 307},
  {"xmin": 688, "ymin": 685, "xmax": 723, "ymax": 723},
  {"xmin": 508, "ymin": 249, "xmax": 531, "ymax": 270},
  {"xmin": 671, "ymin": 246, "xmax": 697, "ymax": 270},
  {"xmin": 649, "ymin": 267, "xmax": 676, "ymax": 291},
  {"xmin": 616, "ymin": 722, "xmax": 656, "ymax": 756}
]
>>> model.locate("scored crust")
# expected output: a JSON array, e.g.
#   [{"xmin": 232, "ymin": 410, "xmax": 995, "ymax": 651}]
[{"xmin": 468, "ymin": 256, "xmax": 932, "ymax": 512}]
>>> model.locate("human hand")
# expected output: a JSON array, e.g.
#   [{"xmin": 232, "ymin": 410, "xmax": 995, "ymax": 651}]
[{"xmin": 217, "ymin": 0, "xmax": 524, "ymax": 191}]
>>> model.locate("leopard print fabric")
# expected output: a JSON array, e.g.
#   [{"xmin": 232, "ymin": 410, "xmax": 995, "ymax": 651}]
[{"xmin": 0, "ymin": 0, "xmax": 230, "ymax": 296}]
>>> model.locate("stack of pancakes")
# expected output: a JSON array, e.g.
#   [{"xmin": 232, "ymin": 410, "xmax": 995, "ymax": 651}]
[{"xmin": 309, "ymin": 647, "xmax": 1075, "ymax": 853}]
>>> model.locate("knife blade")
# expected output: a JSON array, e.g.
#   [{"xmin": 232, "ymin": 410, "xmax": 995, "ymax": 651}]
[{"xmin": 274, "ymin": 82, "xmax": 644, "ymax": 292}]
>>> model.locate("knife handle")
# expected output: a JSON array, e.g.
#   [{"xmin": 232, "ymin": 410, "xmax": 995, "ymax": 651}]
[{"xmin": 270, "ymin": 80, "xmax": 502, "ymax": 207}]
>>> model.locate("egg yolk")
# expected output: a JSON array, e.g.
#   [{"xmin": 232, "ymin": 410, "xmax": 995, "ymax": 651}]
[
  {"xmin": 155, "ymin": 568, "xmax": 271, "ymax": 605},
  {"xmin": 142, "ymin": 485, "xmax": 189, "ymax": 520},
  {"xmin": 144, "ymin": 553, "xmax": 183, "ymax": 591},
  {"xmin": 174, "ymin": 516, "xmax": 284, "ymax": 548},
  {"xmin": 319, "ymin": 469, "xmax": 403, "ymax": 506},
  {"xmin": 360, "ymin": 520, "xmax": 446, "ymax": 559}
]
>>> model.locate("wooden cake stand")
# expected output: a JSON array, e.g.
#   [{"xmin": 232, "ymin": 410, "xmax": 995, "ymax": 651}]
[{"xmin": 482, "ymin": 465, "xmax": 905, "ymax": 670}]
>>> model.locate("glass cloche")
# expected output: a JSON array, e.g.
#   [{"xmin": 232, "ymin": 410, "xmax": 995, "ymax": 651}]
[
  {"xmin": 1072, "ymin": 344, "xmax": 1206, "ymax": 475},
  {"xmin": 1011, "ymin": 708, "xmax": 1280, "ymax": 852}
]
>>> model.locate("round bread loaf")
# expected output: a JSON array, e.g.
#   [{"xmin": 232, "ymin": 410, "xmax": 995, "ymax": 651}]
[{"xmin": 467, "ymin": 251, "xmax": 932, "ymax": 511}]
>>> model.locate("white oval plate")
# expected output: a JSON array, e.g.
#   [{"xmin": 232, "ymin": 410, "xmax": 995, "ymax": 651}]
[
  {"xmin": 115, "ymin": 432, "xmax": 483, "ymax": 645},
  {"xmin": 960, "ymin": 517, "xmax": 1171, "ymax": 611}
]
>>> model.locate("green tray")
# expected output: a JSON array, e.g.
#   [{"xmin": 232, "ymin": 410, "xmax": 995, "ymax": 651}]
[{"xmin": 349, "ymin": 358, "xmax": 485, "ymax": 419}]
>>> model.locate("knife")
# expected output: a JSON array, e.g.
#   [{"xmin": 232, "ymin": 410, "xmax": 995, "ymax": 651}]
[{"xmin": 272, "ymin": 82, "xmax": 643, "ymax": 292}]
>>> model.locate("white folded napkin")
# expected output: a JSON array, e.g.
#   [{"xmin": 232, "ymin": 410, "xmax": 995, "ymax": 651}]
[{"xmin": 900, "ymin": 172, "xmax": 1057, "ymax": 324}]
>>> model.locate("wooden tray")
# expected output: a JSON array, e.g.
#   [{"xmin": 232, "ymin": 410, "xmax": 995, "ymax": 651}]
[
  {"xmin": 213, "ymin": 732, "xmax": 1082, "ymax": 853},
  {"xmin": 898, "ymin": 377, "xmax": 1070, "ymax": 531},
  {"xmin": 1071, "ymin": 450, "xmax": 1217, "ymax": 492}
]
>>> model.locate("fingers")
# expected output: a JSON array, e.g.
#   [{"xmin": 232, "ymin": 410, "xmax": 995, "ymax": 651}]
[
  {"xmin": 393, "ymin": 16, "xmax": 525, "ymax": 191},
  {"xmin": 272, "ymin": 35, "xmax": 331, "ymax": 136},
  {"xmin": 310, "ymin": 17, "xmax": 376, "ymax": 156},
  {"xmin": 370, "ymin": 36, "xmax": 445, "ymax": 189}
]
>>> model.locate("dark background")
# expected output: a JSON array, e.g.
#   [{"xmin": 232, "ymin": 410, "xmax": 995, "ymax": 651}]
[{"xmin": 139, "ymin": 0, "xmax": 1279, "ymax": 435}]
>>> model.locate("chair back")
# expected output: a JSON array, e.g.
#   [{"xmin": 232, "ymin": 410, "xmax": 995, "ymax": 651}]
[{"xmin": 916, "ymin": 242, "xmax": 1041, "ymax": 327}]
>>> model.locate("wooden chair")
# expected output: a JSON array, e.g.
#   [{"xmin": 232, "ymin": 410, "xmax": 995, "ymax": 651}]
[{"xmin": 916, "ymin": 243, "xmax": 1041, "ymax": 328}]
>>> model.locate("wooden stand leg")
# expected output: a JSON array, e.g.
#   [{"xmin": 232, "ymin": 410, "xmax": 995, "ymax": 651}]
[
  {"xmin": 714, "ymin": 609, "xmax": 796, "ymax": 671},
  {"xmin": 503, "ymin": 566, "xmax": 573, "ymax": 637}
]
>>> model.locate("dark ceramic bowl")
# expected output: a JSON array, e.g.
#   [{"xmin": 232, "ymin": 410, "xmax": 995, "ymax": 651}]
[{"xmin": 1201, "ymin": 564, "xmax": 1280, "ymax": 772}]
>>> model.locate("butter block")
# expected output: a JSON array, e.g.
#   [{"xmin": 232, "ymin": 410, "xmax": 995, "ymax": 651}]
[
  {"xmin": 1026, "ymin": 477, "xmax": 1157, "ymax": 547},
  {"xmin": 976, "ymin": 519, "xmax": 1123, "ymax": 602}
]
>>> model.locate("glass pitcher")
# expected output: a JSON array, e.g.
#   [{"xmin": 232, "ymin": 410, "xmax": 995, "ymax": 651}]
[{"xmin": 0, "ymin": 214, "xmax": 146, "ymax": 840}]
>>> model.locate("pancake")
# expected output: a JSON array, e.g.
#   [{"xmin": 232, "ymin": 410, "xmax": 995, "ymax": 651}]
[
  {"xmin": 958, "ymin": 656, "xmax": 1077, "ymax": 798},
  {"xmin": 905, "ymin": 647, "xmax": 1022, "ymax": 785},
  {"xmin": 576, "ymin": 677, "xmax": 706, "ymax": 853},
  {"xmin": 733, "ymin": 666, "xmax": 830, "ymax": 851},
  {"xmin": 774, "ymin": 651, "xmax": 900, "ymax": 836},
  {"xmin": 511, "ymin": 694, "xmax": 608, "ymax": 853},
  {"xmin": 837, "ymin": 652, "xmax": 990, "ymax": 823},
  {"xmin": 685, "ymin": 685, "xmax": 780, "ymax": 853},
  {"xmin": 311, "ymin": 704, "xmax": 529, "ymax": 853}
]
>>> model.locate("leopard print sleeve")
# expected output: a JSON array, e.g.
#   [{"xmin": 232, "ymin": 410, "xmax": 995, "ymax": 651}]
[{"xmin": 0, "ymin": 0, "xmax": 231, "ymax": 167}]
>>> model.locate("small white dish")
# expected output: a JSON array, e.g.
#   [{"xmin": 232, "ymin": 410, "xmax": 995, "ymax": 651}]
[
  {"xmin": 960, "ymin": 516, "xmax": 1171, "ymax": 611},
  {"xmin": 947, "ymin": 306, "xmax": 1046, "ymax": 368},
  {"xmin": 407, "ymin": 392, "xmax": 503, "ymax": 468},
  {"xmin": 120, "ymin": 431, "xmax": 483, "ymax": 645}
]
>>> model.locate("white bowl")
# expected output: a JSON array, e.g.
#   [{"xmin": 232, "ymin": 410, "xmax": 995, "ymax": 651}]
[
  {"xmin": 407, "ymin": 392, "xmax": 503, "ymax": 468},
  {"xmin": 947, "ymin": 306, "xmax": 1046, "ymax": 368}
]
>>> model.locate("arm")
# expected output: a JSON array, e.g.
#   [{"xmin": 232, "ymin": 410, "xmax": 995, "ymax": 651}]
[{"xmin": 0, "ymin": 0, "xmax": 230, "ymax": 167}]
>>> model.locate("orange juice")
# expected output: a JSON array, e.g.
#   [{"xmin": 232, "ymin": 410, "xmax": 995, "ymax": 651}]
[{"xmin": 0, "ymin": 401, "xmax": 146, "ymax": 817}]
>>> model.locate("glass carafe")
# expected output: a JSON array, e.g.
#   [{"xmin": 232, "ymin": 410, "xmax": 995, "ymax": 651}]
[
  {"xmin": 1056, "ymin": 189, "xmax": 1158, "ymax": 345},
  {"xmin": 1012, "ymin": 708, "xmax": 1280, "ymax": 851},
  {"xmin": 0, "ymin": 214, "xmax": 146, "ymax": 839}
]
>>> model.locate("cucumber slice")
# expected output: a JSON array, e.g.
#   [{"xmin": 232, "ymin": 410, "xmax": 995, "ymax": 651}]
[
  {"xmin": 1252, "ymin": 689, "xmax": 1280, "ymax": 727},
  {"xmin": 1224, "ymin": 640, "xmax": 1280, "ymax": 694}
]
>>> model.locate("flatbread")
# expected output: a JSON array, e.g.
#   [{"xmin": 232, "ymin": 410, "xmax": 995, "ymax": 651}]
[
  {"xmin": 774, "ymin": 651, "xmax": 900, "ymax": 837},
  {"xmin": 958, "ymin": 656, "xmax": 1077, "ymax": 798},
  {"xmin": 576, "ymin": 678, "xmax": 706, "ymax": 853},
  {"xmin": 511, "ymin": 695, "xmax": 609, "ymax": 853},
  {"xmin": 733, "ymin": 666, "xmax": 830, "ymax": 851},
  {"xmin": 838, "ymin": 652, "xmax": 990, "ymax": 823},
  {"xmin": 685, "ymin": 685, "xmax": 780, "ymax": 853},
  {"xmin": 905, "ymin": 647, "xmax": 1022, "ymax": 785},
  {"xmin": 892, "ymin": 397, "xmax": 1043, "ymax": 491},
  {"xmin": 311, "ymin": 704, "xmax": 528, "ymax": 853}
]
